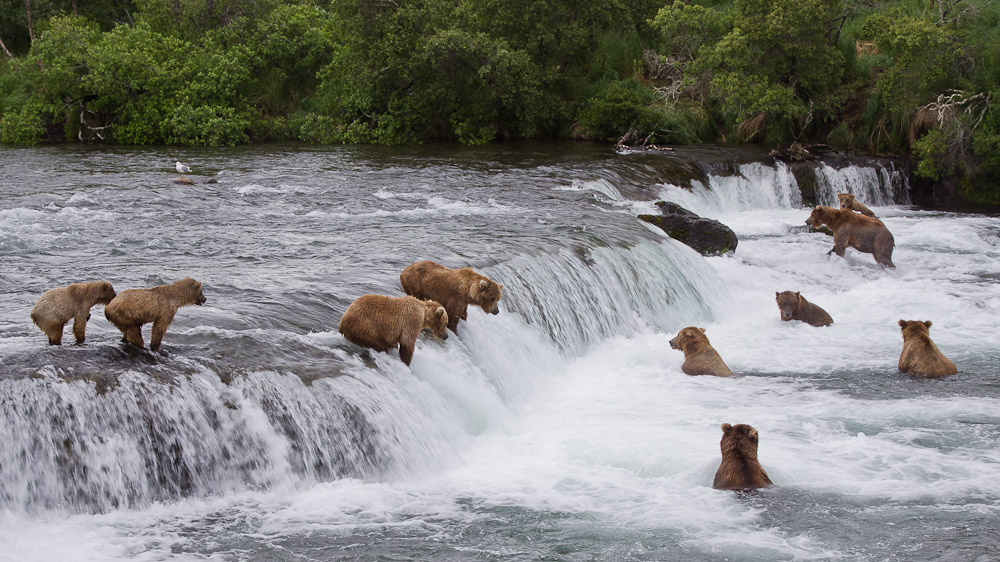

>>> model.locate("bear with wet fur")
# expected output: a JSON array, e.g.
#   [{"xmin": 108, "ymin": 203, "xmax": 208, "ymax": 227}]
[
  {"xmin": 713, "ymin": 423, "xmax": 773, "ymax": 491},
  {"xmin": 400, "ymin": 260, "xmax": 503, "ymax": 334},
  {"xmin": 897, "ymin": 320, "xmax": 957, "ymax": 378},
  {"xmin": 104, "ymin": 277, "xmax": 206, "ymax": 353},
  {"xmin": 805, "ymin": 205, "xmax": 895, "ymax": 268},
  {"xmin": 775, "ymin": 291, "xmax": 833, "ymax": 327},
  {"xmin": 338, "ymin": 294, "xmax": 449, "ymax": 366},
  {"xmin": 30, "ymin": 280, "xmax": 117, "ymax": 345},
  {"xmin": 837, "ymin": 192, "xmax": 876, "ymax": 218},
  {"xmin": 668, "ymin": 327, "xmax": 734, "ymax": 377}
]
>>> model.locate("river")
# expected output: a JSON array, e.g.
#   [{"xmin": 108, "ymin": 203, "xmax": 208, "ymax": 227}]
[{"xmin": 1, "ymin": 142, "xmax": 998, "ymax": 561}]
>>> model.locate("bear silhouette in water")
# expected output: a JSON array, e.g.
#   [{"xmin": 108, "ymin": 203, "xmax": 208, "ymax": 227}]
[
  {"xmin": 897, "ymin": 320, "xmax": 957, "ymax": 378},
  {"xmin": 713, "ymin": 423, "xmax": 773, "ymax": 491},
  {"xmin": 775, "ymin": 291, "xmax": 833, "ymax": 327},
  {"xmin": 669, "ymin": 327, "xmax": 734, "ymax": 377}
]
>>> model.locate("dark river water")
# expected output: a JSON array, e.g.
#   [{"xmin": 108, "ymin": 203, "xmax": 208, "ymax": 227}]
[{"xmin": 0, "ymin": 142, "xmax": 998, "ymax": 561}]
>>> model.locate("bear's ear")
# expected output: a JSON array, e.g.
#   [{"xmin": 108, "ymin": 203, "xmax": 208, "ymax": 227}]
[
  {"xmin": 698, "ymin": 327, "xmax": 706, "ymax": 333},
  {"xmin": 435, "ymin": 306, "xmax": 446, "ymax": 319},
  {"xmin": 479, "ymin": 279, "xmax": 489, "ymax": 290},
  {"xmin": 749, "ymin": 427, "xmax": 758, "ymax": 439},
  {"xmin": 721, "ymin": 423, "xmax": 732, "ymax": 433},
  {"xmin": 775, "ymin": 292, "xmax": 780, "ymax": 299},
  {"xmin": 795, "ymin": 291, "xmax": 801, "ymax": 297},
  {"xmin": 898, "ymin": 319, "xmax": 907, "ymax": 328},
  {"xmin": 923, "ymin": 320, "xmax": 932, "ymax": 328}
]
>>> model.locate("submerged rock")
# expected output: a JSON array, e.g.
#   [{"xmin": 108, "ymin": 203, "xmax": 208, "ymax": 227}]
[{"xmin": 638, "ymin": 201, "xmax": 738, "ymax": 255}]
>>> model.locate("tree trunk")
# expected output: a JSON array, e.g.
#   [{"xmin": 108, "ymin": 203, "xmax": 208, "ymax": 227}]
[
  {"xmin": 0, "ymin": 35, "xmax": 14, "ymax": 59},
  {"xmin": 23, "ymin": 0, "xmax": 36, "ymax": 43}
]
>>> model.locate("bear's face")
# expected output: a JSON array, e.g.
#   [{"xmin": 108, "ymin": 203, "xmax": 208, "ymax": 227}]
[
  {"xmin": 837, "ymin": 193, "xmax": 856, "ymax": 210},
  {"xmin": 775, "ymin": 291, "xmax": 801, "ymax": 321},
  {"xmin": 473, "ymin": 279, "xmax": 503, "ymax": 315},
  {"xmin": 97, "ymin": 281, "xmax": 117, "ymax": 304},
  {"xmin": 899, "ymin": 319, "xmax": 932, "ymax": 340},
  {"xmin": 720, "ymin": 423, "xmax": 760, "ymax": 459},
  {"xmin": 804, "ymin": 206, "xmax": 829, "ymax": 228},
  {"xmin": 176, "ymin": 277, "xmax": 207, "ymax": 306},
  {"xmin": 669, "ymin": 326, "xmax": 707, "ymax": 351},
  {"xmin": 423, "ymin": 300, "xmax": 449, "ymax": 340}
]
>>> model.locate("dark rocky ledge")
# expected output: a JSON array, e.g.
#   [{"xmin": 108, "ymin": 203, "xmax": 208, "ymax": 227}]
[{"xmin": 639, "ymin": 201, "xmax": 738, "ymax": 255}]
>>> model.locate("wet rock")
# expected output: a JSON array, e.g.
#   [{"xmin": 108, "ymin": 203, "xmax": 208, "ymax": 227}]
[{"xmin": 639, "ymin": 201, "xmax": 738, "ymax": 255}]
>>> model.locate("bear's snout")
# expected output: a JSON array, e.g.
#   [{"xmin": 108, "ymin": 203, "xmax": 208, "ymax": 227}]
[
  {"xmin": 490, "ymin": 305, "xmax": 500, "ymax": 315},
  {"xmin": 668, "ymin": 336, "xmax": 679, "ymax": 350},
  {"xmin": 197, "ymin": 295, "xmax": 207, "ymax": 305}
]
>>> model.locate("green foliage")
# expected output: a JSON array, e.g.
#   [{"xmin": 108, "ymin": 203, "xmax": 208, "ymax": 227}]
[
  {"xmin": 650, "ymin": 1, "xmax": 731, "ymax": 60},
  {"xmin": 0, "ymin": 104, "xmax": 44, "ymax": 144},
  {"xmin": 913, "ymin": 128, "xmax": 950, "ymax": 179},
  {"xmin": 859, "ymin": 12, "xmax": 961, "ymax": 117}
]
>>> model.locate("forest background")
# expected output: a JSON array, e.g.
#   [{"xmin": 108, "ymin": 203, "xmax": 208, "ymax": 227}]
[{"xmin": 1, "ymin": 0, "xmax": 998, "ymax": 204}]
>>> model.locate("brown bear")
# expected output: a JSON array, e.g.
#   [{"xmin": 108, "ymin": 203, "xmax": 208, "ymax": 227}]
[
  {"xmin": 805, "ymin": 205, "xmax": 895, "ymax": 268},
  {"xmin": 775, "ymin": 291, "xmax": 833, "ymax": 327},
  {"xmin": 399, "ymin": 260, "xmax": 503, "ymax": 334},
  {"xmin": 30, "ymin": 280, "xmax": 117, "ymax": 345},
  {"xmin": 338, "ymin": 294, "xmax": 449, "ymax": 366},
  {"xmin": 668, "ymin": 327, "xmax": 734, "ymax": 377},
  {"xmin": 713, "ymin": 423, "xmax": 774, "ymax": 491},
  {"xmin": 897, "ymin": 320, "xmax": 957, "ymax": 378},
  {"xmin": 104, "ymin": 277, "xmax": 206, "ymax": 353},
  {"xmin": 837, "ymin": 192, "xmax": 877, "ymax": 218}
]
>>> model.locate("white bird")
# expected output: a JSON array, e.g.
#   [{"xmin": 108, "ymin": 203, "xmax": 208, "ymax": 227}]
[{"xmin": 175, "ymin": 161, "xmax": 191, "ymax": 174}]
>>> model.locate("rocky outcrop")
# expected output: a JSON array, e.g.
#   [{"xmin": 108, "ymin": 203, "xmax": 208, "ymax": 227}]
[{"xmin": 639, "ymin": 201, "xmax": 738, "ymax": 255}]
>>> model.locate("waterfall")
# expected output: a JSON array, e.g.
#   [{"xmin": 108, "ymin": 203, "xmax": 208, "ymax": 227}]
[
  {"xmin": 0, "ymin": 238, "xmax": 719, "ymax": 514},
  {"xmin": 653, "ymin": 158, "xmax": 910, "ymax": 217}
]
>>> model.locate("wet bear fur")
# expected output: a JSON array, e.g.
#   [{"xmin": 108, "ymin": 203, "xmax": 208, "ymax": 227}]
[
  {"xmin": 713, "ymin": 423, "xmax": 774, "ymax": 491},
  {"xmin": 897, "ymin": 320, "xmax": 957, "ymax": 378},
  {"xmin": 775, "ymin": 291, "xmax": 833, "ymax": 327},
  {"xmin": 400, "ymin": 260, "xmax": 503, "ymax": 334},
  {"xmin": 668, "ymin": 327, "xmax": 734, "ymax": 377},
  {"xmin": 805, "ymin": 205, "xmax": 895, "ymax": 268},
  {"xmin": 30, "ymin": 280, "xmax": 117, "ymax": 345},
  {"xmin": 104, "ymin": 277, "xmax": 206, "ymax": 353},
  {"xmin": 338, "ymin": 294, "xmax": 449, "ymax": 366},
  {"xmin": 837, "ymin": 192, "xmax": 877, "ymax": 218}
]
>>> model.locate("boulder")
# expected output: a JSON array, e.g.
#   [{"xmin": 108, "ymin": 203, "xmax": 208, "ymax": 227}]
[{"xmin": 639, "ymin": 201, "xmax": 738, "ymax": 255}]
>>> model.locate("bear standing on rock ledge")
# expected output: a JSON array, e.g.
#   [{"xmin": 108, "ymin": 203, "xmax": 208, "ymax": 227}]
[
  {"xmin": 105, "ymin": 277, "xmax": 206, "ymax": 353},
  {"xmin": 805, "ymin": 205, "xmax": 895, "ymax": 268},
  {"xmin": 400, "ymin": 260, "xmax": 503, "ymax": 334},
  {"xmin": 338, "ymin": 294, "xmax": 448, "ymax": 366},
  {"xmin": 713, "ymin": 423, "xmax": 774, "ymax": 491},
  {"xmin": 30, "ymin": 280, "xmax": 117, "ymax": 345}
]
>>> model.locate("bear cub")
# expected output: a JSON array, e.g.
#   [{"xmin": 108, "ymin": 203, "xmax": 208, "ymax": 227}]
[
  {"xmin": 669, "ymin": 327, "xmax": 734, "ymax": 377},
  {"xmin": 400, "ymin": 260, "xmax": 502, "ymax": 334},
  {"xmin": 836, "ymin": 192, "xmax": 876, "ymax": 218},
  {"xmin": 713, "ymin": 423, "xmax": 774, "ymax": 491},
  {"xmin": 775, "ymin": 291, "xmax": 833, "ymax": 327},
  {"xmin": 897, "ymin": 320, "xmax": 957, "ymax": 378},
  {"xmin": 338, "ymin": 294, "xmax": 448, "ymax": 366},
  {"xmin": 31, "ymin": 280, "xmax": 117, "ymax": 345},
  {"xmin": 104, "ymin": 277, "xmax": 206, "ymax": 353}
]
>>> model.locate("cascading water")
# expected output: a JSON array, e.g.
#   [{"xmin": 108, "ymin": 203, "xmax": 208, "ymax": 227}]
[{"xmin": 1, "ymin": 144, "xmax": 996, "ymax": 562}]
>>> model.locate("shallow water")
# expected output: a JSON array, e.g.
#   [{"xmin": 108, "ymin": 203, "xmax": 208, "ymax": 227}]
[{"xmin": 0, "ymin": 142, "xmax": 997, "ymax": 561}]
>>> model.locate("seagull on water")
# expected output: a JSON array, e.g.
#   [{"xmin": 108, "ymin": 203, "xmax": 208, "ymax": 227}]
[{"xmin": 175, "ymin": 161, "xmax": 191, "ymax": 174}]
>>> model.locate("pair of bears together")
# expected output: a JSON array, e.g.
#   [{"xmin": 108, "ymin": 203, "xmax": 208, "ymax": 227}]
[{"xmin": 30, "ymin": 277, "xmax": 207, "ymax": 353}]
